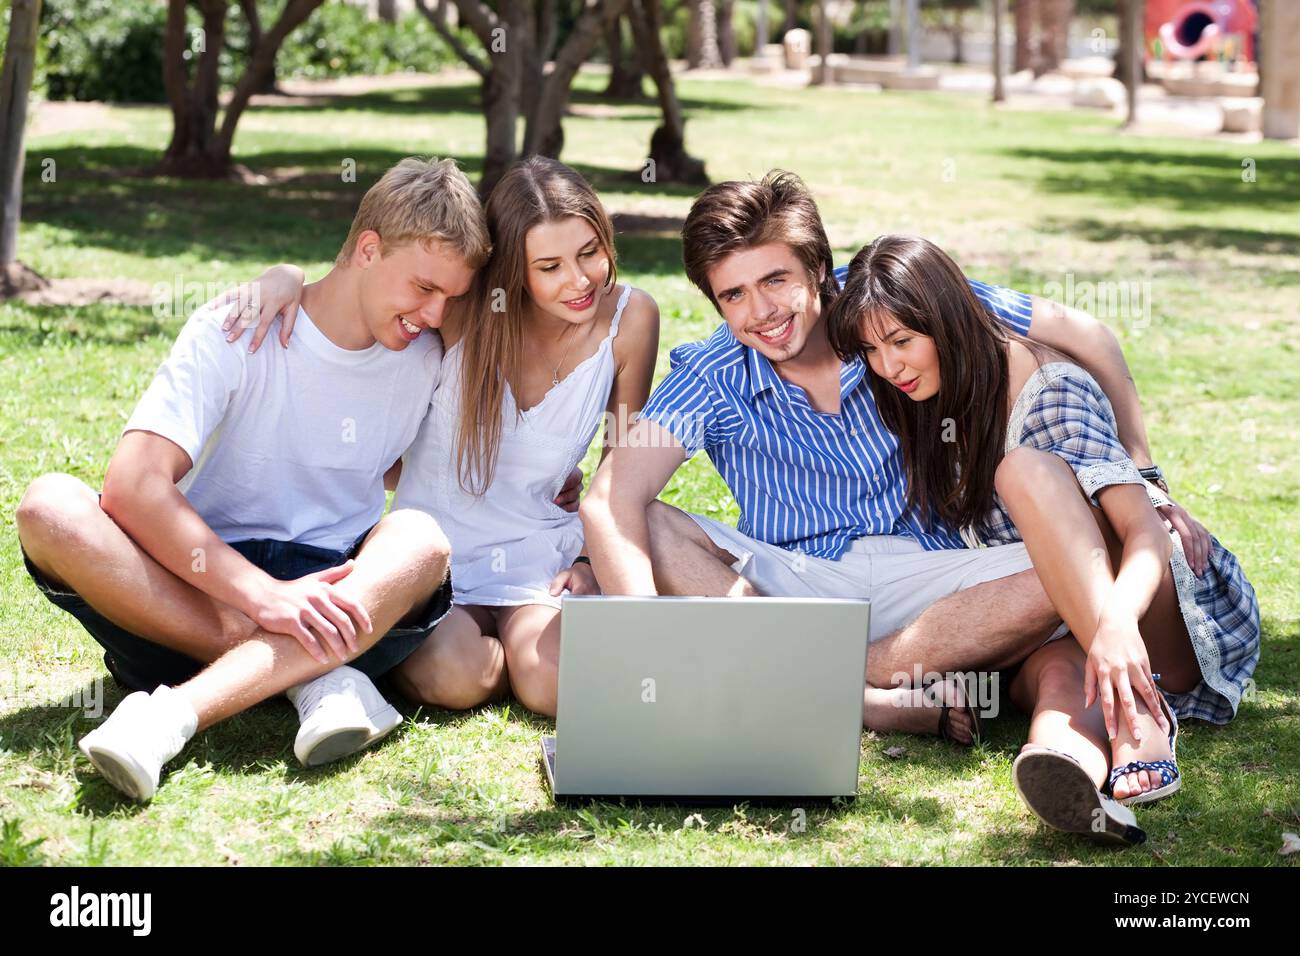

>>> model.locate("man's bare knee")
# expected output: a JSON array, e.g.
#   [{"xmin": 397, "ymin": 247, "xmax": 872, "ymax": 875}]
[
  {"xmin": 366, "ymin": 508, "xmax": 451, "ymax": 589},
  {"xmin": 646, "ymin": 499, "xmax": 734, "ymax": 565},
  {"xmin": 15, "ymin": 474, "xmax": 101, "ymax": 571}
]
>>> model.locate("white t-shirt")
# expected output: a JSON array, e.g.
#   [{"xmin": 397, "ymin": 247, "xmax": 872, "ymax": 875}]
[{"xmin": 124, "ymin": 302, "xmax": 441, "ymax": 552}]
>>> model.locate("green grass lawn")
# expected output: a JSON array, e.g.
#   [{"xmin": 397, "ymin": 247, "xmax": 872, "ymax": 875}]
[{"xmin": 1, "ymin": 75, "xmax": 1297, "ymax": 865}]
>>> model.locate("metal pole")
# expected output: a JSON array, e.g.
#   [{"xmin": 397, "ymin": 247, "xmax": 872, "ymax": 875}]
[{"xmin": 907, "ymin": 0, "xmax": 922, "ymax": 71}]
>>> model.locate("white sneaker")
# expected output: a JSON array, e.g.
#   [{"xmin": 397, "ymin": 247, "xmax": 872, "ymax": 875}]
[
  {"xmin": 78, "ymin": 686, "xmax": 197, "ymax": 801},
  {"xmin": 285, "ymin": 666, "xmax": 402, "ymax": 767}
]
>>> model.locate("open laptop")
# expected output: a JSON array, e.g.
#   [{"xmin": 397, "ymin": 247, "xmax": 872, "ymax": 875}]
[{"xmin": 541, "ymin": 595, "xmax": 870, "ymax": 803}]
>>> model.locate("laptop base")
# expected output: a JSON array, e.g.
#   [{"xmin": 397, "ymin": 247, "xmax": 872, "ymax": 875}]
[{"xmin": 540, "ymin": 737, "xmax": 855, "ymax": 808}]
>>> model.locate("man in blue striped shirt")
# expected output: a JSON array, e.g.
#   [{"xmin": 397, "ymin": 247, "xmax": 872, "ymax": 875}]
[{"xmin": 581, "ymin": 171, "xmax": 1209, "ymax": 741}]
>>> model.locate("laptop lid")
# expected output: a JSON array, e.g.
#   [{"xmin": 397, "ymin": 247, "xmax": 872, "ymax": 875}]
[{"xmin": 553, "ymin": 596, "xmax": 869, "ymax": 799}]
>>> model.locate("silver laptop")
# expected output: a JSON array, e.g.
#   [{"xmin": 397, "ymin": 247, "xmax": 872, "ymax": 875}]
[{"xmin": 542, "ymin": 595, "xmax": 870, "ymax": 802}]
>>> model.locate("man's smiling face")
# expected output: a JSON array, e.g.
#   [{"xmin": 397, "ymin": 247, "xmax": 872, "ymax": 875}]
[{"xmin": 705, "ymin": 243, "xmax": 825, "ymax": 365}]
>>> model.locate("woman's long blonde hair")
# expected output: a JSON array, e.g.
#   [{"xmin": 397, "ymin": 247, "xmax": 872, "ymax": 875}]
[{"xmin": 454, "ymin": 156, "xmax": 618, "ymax": 495}]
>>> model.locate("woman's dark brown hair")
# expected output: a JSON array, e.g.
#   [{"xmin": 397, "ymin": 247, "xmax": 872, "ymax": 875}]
[{"xmin": 826, "ymin": 235, "xmax": 1012, "ymax": 535}]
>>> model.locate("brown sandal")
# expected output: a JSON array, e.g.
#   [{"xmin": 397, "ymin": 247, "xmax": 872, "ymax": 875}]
[{"xmin": 933, "ymin": 677, "xmax": 983, "ymax": 747}]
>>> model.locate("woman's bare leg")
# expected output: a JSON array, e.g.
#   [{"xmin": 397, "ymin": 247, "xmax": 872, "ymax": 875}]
[
  {"xmin": 1010, "ymin": 639, "xmax": 1110, "ymax": 784},
  {"xmin": 392, "ymin": 605, "xmax": 508, "ymax": 710},
  {"xmin": 496, "ymin": 604, "xmax": 562, "ymax": 718},
  {"xmin": 997, "ymin": 448, "xmax": 1196, "ymax": 799}
]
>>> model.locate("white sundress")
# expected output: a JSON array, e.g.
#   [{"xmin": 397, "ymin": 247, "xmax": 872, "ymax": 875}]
[{"xmin": 393, "ymin": 284, "xmax": 633, "ymax": 610}]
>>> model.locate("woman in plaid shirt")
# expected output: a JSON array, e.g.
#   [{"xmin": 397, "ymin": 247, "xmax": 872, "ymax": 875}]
[{"xmin": 828, "ymin": 235, "xmax": 1261, "ymax": 847}]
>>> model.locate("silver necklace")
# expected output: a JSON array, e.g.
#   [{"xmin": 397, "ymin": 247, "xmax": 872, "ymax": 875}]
[{"xmin": 551, "ymin": 324, "xmax": 581, "ymax": 387}]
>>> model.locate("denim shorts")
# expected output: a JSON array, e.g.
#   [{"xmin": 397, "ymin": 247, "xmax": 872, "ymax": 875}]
[{"xmin": 23, "ymin": 527, "xmax": 452, "ymax": 693}]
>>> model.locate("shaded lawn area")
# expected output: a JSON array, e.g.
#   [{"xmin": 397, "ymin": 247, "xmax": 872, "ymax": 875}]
[{"xmin": 1, "ymin": 76, "xmax": 1298, "ymax": 865}]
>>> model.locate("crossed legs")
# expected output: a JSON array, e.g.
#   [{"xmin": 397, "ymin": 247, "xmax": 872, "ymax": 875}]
[
  {"xmin": 16, "ymin": 473, "xmax": 450, "ymax": 730},
  {"xmin": 639, "ymin": 498, "xmax": 1060, "ymax": 740}
]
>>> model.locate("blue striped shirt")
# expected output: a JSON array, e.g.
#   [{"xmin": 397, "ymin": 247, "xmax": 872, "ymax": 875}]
[{"xmin": 638, "ymin": 270, "xmax": 1033, "ymax": 559}]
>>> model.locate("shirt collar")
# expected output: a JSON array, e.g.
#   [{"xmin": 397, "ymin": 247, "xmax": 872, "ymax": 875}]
[
  {"xmin": 745, "ymin": 344, "xmax": 786, "ymax": 399},
  {"xmin": 745, "ymin": 344, "xmax": 869, "ymax": 404}
]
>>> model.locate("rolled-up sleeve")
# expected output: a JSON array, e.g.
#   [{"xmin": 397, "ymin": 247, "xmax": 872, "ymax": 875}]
[{"xmin": 638, "ymin": 360, "xmax": 723, "ymax": 459}]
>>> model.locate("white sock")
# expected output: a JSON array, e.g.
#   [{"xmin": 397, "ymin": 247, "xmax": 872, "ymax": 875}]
[{"xmin": 150, "ymin": 684, "xmax": 199, "ymax": 742}]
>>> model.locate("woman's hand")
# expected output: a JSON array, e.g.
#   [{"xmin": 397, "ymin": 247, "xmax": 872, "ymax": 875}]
[
  {"xmin": 553, "ymin": 466, "xmax": 583, "ymax": 513},
  {"xmin": 548, "ymin": 561, "xmax": 599, "ymax": 597},
  {"xmin": 1155, "ymin": 498, "xmax": 1211, "ymax": 578},
  {"xmin": 213, "ymin": 264, "xmax": 307, "ymax": 352},
  {"xmin": 1084, "ymin": 614, "xmax": 1169, "ymax": 742}
]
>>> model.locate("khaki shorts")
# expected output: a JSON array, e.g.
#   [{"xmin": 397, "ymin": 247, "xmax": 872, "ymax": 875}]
[{"xmin": 684, "ymin": 512, "xmax": 1039, "ymax": 643}]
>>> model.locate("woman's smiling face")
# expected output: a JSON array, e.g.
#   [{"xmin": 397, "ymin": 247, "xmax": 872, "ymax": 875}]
[
  {"xmin": 860, "ymin": 312, "xmax": 941, "ymax": 401},
  {"xmin": 524, "ymin": 216, "xmax": 611, "ymax": 324}
]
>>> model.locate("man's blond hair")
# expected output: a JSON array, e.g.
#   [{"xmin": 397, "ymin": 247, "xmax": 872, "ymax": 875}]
[{"xmin": 337, "ymin": 157, "xmax": 490, "ymax": 269}]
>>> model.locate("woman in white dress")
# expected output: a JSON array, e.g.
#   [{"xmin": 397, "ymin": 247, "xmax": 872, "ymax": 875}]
[{"xmin": 221, "ymin": 158, "xmax": 660, "ymax": 716}]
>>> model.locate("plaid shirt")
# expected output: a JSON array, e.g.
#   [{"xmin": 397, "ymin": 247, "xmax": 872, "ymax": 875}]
[{"xmin": 967, "ymin": 363, "xmax": 1260, "ymax": 725}]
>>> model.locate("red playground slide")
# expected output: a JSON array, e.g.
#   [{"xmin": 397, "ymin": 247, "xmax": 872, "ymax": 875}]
[{"xmin": 1144, "ymin": 0, "xmax": 1258, "ymax": 63}]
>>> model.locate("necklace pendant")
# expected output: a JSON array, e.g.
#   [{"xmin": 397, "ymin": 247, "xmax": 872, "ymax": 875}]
[{"xmin": 552, "ymin": 377, "xmax": 560, "ymax": 387}]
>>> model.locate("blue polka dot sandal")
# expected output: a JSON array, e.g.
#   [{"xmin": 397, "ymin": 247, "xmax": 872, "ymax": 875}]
[{"xmin": 1107, "ymin": 691, "xmax": 1181, "ymax": 807}]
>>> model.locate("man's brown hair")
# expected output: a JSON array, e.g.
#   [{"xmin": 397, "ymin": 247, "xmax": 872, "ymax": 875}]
[{"xmin": 681, "ymin": 170, "xmax": 839, "ymax": 313}]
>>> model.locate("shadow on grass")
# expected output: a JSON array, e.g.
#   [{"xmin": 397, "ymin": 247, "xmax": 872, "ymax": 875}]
[
  {"xmin": 4, "ymin": 624, "xmax": 1292, "ymax": 859},
  {"xmin": 20, "ymin": 145, "xmax": 704, "ymax": 272},
  {"xmin": 248, "ymin": 81, "xmax": 760, "ymax": 121},
  {"xmin": 0, "ymin": 302, "xmax": 175, "ymax": 349},
  {"xmin": 1039, "ymin": 216, "xmax": 1300, "ymax": 258},
  {"xmin": 1001, "ymin": 146, "xmax": 1300, "ymax": 215}
]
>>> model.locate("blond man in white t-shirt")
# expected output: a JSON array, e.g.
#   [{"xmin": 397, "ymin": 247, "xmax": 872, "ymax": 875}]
[{"xmin": 16, "ymin": 158, "xmax": 488, "ymax": 801}]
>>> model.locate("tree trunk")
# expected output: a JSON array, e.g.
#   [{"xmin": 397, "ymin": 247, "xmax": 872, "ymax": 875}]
[
  {"xmin": 417, "ymin": 0, "xmax": 528, "ymax": 197},
  {"xmin": 688, "ymin": 0, "xmax": 723, "ymax": 70},
  {"xmin": 637, "ymin": 0, "xmax": 708, "ymax": 184},
  {"xmin": 1037, "ymin": 0, "xmax": 1072, "ymax": 75},
  {"xmin": 755, "ymin": 0, "xmax": 770, "ymax": 62},
  {"xmin": 1013, "ymin": 0, "xmax": 1035, "ymax": 73},
  {"xmin": 1121, "ymin": 0, "xmax": 1142, "ymax": 127},
  {"xmin": 157, "ymin": 0, "xmax": 231, "ymax": 178},
  {"xmin": 717, "ymin": 0, "xmax": 738, "ymax": 66},
  {"xmin": 813, "ymin": 0, "xmax": 832, "ymax": 85},
  {"xmin": 525, "ymin": 0, "xmax": 630, "ymax": 159},
  {"xmin": 218, "ymin": 0, "xmax": 325, "ymax": 149},
  {"xmin": 906, "ymin": 0, "xmax": 921, "ymax": 71},
  {"xmin": 992, "ymin": 0, "xmax": 1006, "ymax": 102},
  {"xmin": 481, "ymin": 1, "xmax": 528, "ymax": 197},
  {"xmin": 156, "ymin": 0, "xmax": 324, "ymax": 178},
  {"xmin": 238, "ymin": 0, "xmax": 278, "ymax": 94},
  {"xmin": 520, "ymin": 0, "xmax": 558, "ymax": 128},
  {"xmin": 782, "ymin": 0, "xmax": 799, "ymax": 35},
  {"xmin": 1261, "ymin": 0, "xmax": 1300, "ymax": 140},
  {"xmin": 603, "ymin": 13, "xmax": 646, "ymax": 98},
  {"xmin": 951, "ymin": 8, "xmax": 965, "ymax": 64},
  {"xmin": 0, "ymin": 0, "xmax": 46, "ymax": 295},
  {"xmin": 375, "ymin": 0, "xmax": 398, "ymax": 22}
]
